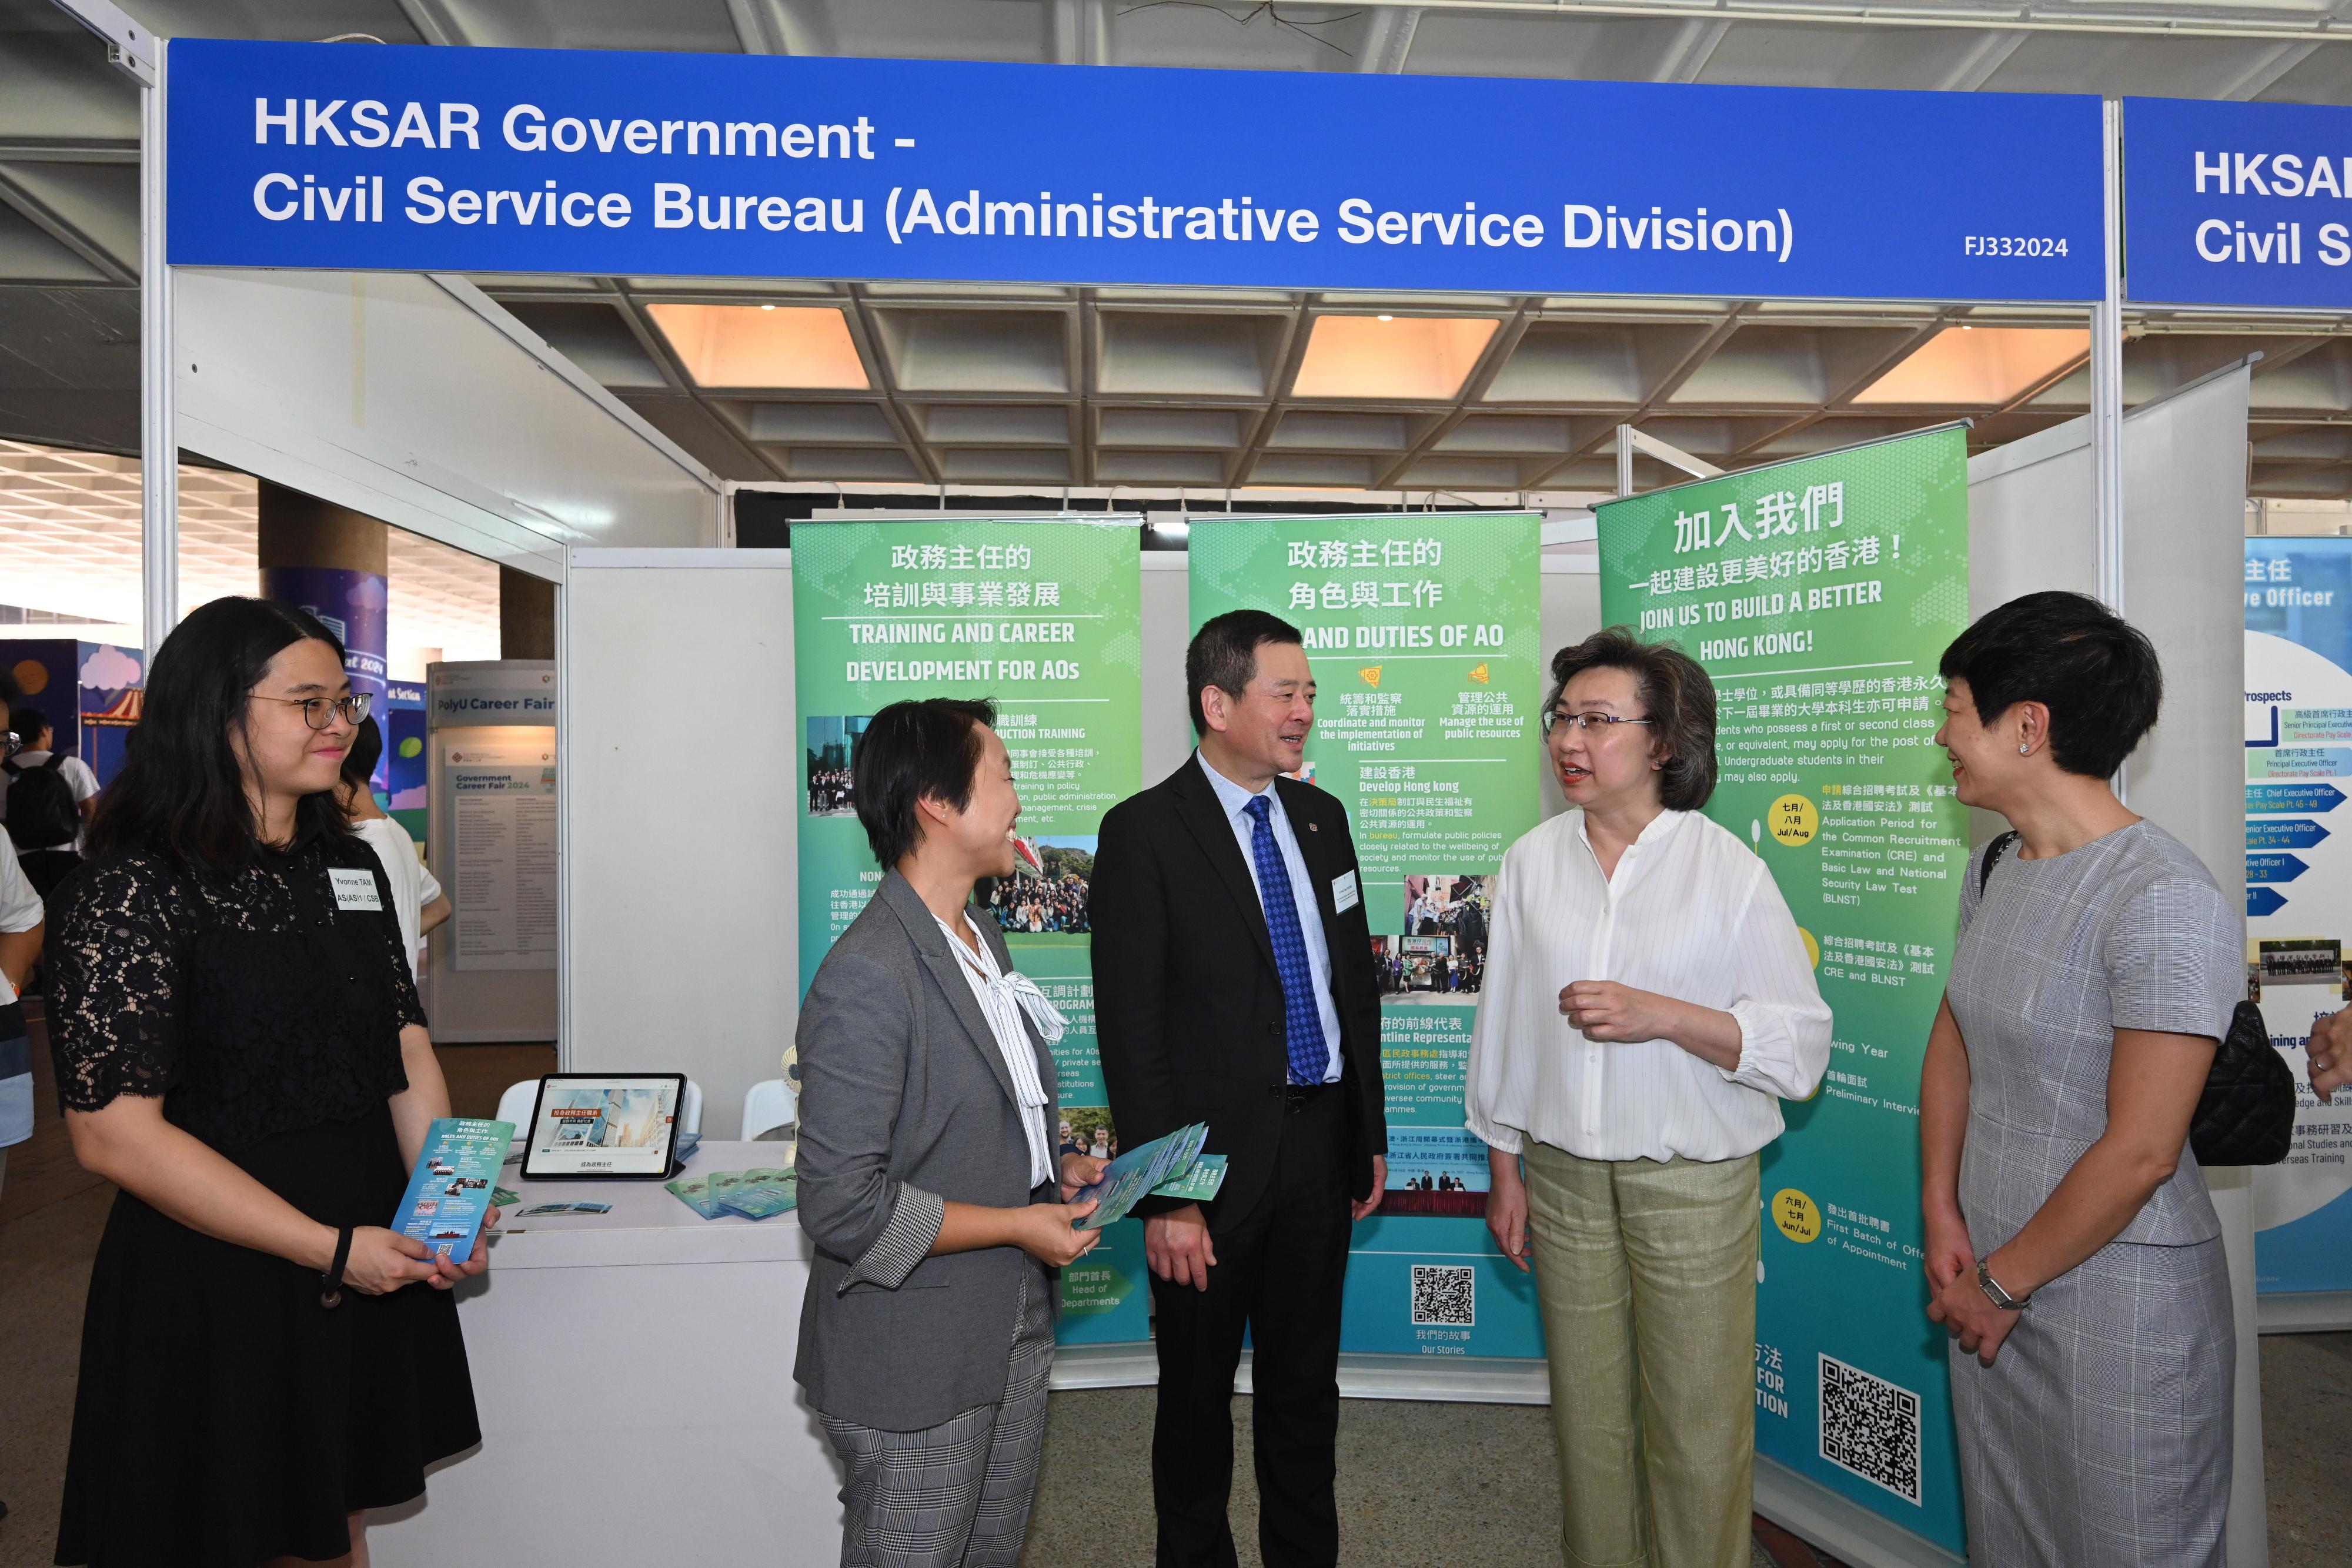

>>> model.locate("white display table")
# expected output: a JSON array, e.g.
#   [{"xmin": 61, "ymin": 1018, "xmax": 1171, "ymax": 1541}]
[{"xmin": 370, "ymin": 1142, "xmax": 846, "ymax": 1567}]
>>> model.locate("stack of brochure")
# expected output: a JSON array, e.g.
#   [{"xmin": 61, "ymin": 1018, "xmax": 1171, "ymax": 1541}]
[
  {"xmin": 667, "ymin": 1166, "xmax": 798, "ymax": 1221},
  {"xmin": 1074, "ymin": 1123, "xmax": 1225, "ymax": 1231}
]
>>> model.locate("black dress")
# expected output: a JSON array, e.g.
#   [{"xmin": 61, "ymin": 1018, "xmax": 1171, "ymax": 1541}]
[{"xmin": 46, "ymin": 824, "xmax": 480, "ymax": 1568}]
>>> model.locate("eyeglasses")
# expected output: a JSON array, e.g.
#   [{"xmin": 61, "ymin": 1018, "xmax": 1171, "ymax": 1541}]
[
  {"xmin": 1542, "ymin": 709, "xmax": 1654, "ymax": 735},
  {"xmin": 255, "ymin": 693, "xmax": 372, "ymax": 730}
]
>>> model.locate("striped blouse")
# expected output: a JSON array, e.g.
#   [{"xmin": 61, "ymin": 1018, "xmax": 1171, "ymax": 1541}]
[{"xmin": 1465, "ymin": 807, "xmax": 1831, "ymax": 1164}]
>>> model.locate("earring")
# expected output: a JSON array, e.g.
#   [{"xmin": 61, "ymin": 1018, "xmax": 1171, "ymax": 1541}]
[{"xmin": 2019, "ymin": 744, "xmax": 2030, "ymax": 755}]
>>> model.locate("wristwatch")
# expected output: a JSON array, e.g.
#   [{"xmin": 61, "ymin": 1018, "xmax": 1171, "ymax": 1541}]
[{"xmin": 1976, "ymin": 1259, "xmax": 2029, "ymax": 1311}]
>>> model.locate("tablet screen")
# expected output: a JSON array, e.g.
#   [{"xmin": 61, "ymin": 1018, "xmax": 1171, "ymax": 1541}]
[{"xmin": 522, "ymin": 1075, "xmax": 684, "ymax": 1178}]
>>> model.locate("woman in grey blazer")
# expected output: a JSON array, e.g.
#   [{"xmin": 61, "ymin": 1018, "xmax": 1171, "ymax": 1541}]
[
  {"xmin": 796, "ymin": 698, "xmax": 1107, "ymax": 1568},
  {"xmin": 1920, "ymin": 594, "xmax": 2239, "ymax": 1568}
]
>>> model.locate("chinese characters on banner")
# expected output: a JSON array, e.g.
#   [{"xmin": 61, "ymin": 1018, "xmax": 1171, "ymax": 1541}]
[
  {"xmin": 2244, "ymin": 538, "xmax": 2352, "ymax": 1295},
  {"xmin": 1599, "ymin": 425, "xmax": 1970, "ymax": 1554},
  {"xmin": 791, "ymin": 519, "xmax": 1148, "ymax": 1343},
  {"xmin": 1190, "ymin": 513, "xmax": 1547, "ymax": 1360}
]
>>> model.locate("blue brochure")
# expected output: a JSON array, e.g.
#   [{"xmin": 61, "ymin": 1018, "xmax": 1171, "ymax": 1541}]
[
  {"xmin": 393, "ymin": 1117, "xmax": 515, "ymax": 1265},
  {"xmin": 1072, "ymin": 1122, "xmax": 1211, "ymax": 1231}
]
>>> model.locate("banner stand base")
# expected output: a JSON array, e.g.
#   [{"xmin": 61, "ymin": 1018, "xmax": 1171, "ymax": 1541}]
[
  {"xmin": 2256, "ymin": 1290, "xmax": 2352, "ymax": 1335},
  {"xmin": 1051, "ymin": 1345, "xmax": 1552, "ymax": 1403},
  {"xmin": 1754, "ymin": 1457, "xmax": 1965, "ymax": 1568}
]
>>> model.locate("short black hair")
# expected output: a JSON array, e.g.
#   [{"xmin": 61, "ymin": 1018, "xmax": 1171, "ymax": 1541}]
[
  {"xmin": 342, "ymin": 714, "xmax": 385, "ymax": 789},
  {"xmin": 1547, "ymin": 627, "xmax": 1719, "ymax": 812},
  {"xmin": 1938, "ymin": 591, "xmax": 2161, "ymax": 778},
  {"xmin": 851, "ymin": 698, "xmax": 997, "ymax": 870},
  {"xmin": 9, "ymin": 706, "xmax": 52, "ymax": 746},
  {"xmin": 1185, "ymin": 609, "xmax": 1304, "ymax": 735}
]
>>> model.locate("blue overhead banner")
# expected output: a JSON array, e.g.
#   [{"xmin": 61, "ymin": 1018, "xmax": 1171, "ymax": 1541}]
[
  {"xmin": 2126, "ymin": 96, "xmax": 2352, "ymax": 308},
  {"xmin": 167, "ymin": 41, "xmax": 2104, "ymax": 302}
]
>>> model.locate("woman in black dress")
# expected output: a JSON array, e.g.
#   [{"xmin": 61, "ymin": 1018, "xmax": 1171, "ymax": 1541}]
[{"xmin": 48, "ymin": 597, "xmax": 489, "ymax": 1568}]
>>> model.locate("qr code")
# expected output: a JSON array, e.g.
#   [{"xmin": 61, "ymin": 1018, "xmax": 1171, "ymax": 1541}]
[
  {"xmin": 1818, "ymin": 1354, "xmax": 1921, "ymax": 1504},
  {"xmin": 1411, "ymin": 1265, "xmax": 1475, "ymax": 1326}
]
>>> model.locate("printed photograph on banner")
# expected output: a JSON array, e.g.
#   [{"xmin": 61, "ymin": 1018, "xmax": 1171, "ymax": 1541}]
[
  {"xmin": 1371, "ymin": 934, "xmax": 1481, "ymax": 1001},
  {"xmin": 804, "ymin": 714, "xmax": 867, "ymax": 817},
  {"xmin": 1057, "ymin": 1107, "xmax": 1117, "ymax": 1162},
  {"xmin": 1381, "ymin": 1125, "xmax": 1490, "ymax": 1211},
  {"xmin": 980, "ymin": 834, "xmax": 1093, "ymax": 938}
]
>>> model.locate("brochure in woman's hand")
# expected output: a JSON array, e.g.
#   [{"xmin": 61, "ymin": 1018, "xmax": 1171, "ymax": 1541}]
[
  {"xmin": 393, "ymin": 1117, "xmax": 516, "ymax": 1265},
  {"xmin": 1072, "ymin": 1123, "xmax": 1218, "ymax": 1230}
]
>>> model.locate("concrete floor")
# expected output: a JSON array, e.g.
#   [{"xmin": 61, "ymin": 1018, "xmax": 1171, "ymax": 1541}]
[{"xmin": 3, "ymin": 1034, "xmax": 2347, "ymax": 1567}]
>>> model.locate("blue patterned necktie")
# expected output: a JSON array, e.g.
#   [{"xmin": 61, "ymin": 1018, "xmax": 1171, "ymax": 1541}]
[{"xmin": 1243, "ymin": 793, "xmax": 1330, "ymax": 1085}]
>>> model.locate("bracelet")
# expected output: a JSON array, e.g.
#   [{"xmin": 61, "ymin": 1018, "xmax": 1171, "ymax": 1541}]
[
  {"xmin": 320, "ymin": 1225, "xmax": 355, "ymax": 1309},
  {"xmin": 1976, "ymin": 1258, "xmax": 2029, "ymax": 1312}
]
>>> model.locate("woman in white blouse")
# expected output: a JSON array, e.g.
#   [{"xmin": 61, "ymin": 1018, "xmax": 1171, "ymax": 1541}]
[{"xmin": 1466, "ymin": 627, "xmax": 1829, "ymax": 1568}]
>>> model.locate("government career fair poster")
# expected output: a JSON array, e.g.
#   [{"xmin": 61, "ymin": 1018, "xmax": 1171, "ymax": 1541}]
[
  {"xmin": 791, "ymin": 519, "xmax": 1147, "ymax": 1343},
  {"xmin": 2245, "ymin": 537, "xmax": 2352, "ymax": 1296},
  {"xmin": 1189, "ymin": 513, "xmax": 1548, "ymax": 1360},
  {"xmin": 1599, "ymin": 426, "xmax": 1970, "ymax": 1556}
]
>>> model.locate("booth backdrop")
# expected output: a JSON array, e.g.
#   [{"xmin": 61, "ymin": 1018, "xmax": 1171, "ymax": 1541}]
[{"xmin": 1598, "ymin": 426, "xmax": 1973, "ymax": 1556}]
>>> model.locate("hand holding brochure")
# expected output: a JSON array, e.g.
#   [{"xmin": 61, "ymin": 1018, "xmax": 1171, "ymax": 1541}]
[
  {"xmin": 393, "ymin": 1118, "xmax": 514, "ymax": 1265},
  {"xmin": 1071, "ymin": 1123, "xmax": 1212, "ymax": 1230}
]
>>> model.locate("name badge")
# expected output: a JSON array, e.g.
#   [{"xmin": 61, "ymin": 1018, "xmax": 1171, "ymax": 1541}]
[
  {"xmin": 1332, "ymin": 870, "xmax": 1360, "ymax": 914},
  {"xmin": 329, "ymin": 867, "xmax": 383, "ymax": 912}
]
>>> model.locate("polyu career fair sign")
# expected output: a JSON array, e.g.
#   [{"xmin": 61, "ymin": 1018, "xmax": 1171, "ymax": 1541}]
[
  {"xmin": 2126, "ymin": 96, "xmax": 2352, "ymax": 307},
  {"xmin": 169, "ymin": 40, "xmax": 2104, "ymax": 302}
]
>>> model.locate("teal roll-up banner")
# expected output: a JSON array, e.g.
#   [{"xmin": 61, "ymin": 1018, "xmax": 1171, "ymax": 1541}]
[
  {"xmin": 1597, "ymin": 426, "xmax": 1971, "ymax": 1554},
  {"xmin": 790, "ymin": 519, "xmax": 1149, "ymax": 1345},
  {"xmin": 1187, "ymin": 513, "xmax": 1548, "ymax": 1359}
]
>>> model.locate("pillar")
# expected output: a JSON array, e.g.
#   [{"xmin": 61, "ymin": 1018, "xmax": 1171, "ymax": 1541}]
[
  {"xmin": 500, "ymin": 566, "xmax": 556, "ymax": 660},
  {"xmin": 256, "ymin": 480, "xmax": 390, "ymax": 709}
]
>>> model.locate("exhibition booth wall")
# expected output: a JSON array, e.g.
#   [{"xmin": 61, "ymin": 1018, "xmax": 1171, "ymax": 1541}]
[{"xmin": 116, "ymin": 33, "xmax": 2314, "ymax": 1568}]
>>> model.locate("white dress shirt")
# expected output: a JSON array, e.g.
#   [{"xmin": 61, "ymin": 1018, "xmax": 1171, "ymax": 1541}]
[
  {"xmin": 351, "ymin": 815, "xmax": 443, "ymax": 978},
  {"xmin": 1197, "ymin": 752, "xmax": 1344, "ymax": 1082},
  {"xmin": 0, "ymin": 835, "xmax": 41, "ymax": 1011},
  {"xmin": 1465, "ymin": 807, "xmax": 1830, "ymax": 1163},
  {"xmin": 935, "ymin": 912, "xmax": 1061, "ymax": 1188}
]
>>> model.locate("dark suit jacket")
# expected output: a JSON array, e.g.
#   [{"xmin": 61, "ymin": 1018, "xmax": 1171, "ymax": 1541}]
[{"xmin": 1091, "ymin": 754, "xmax": 1386, "ymax": 1232}]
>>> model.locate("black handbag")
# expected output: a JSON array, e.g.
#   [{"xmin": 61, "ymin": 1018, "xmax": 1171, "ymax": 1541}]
[{"xmin": 1981, "ymin": 830, "xmax": 2297, "ymax": 1167}]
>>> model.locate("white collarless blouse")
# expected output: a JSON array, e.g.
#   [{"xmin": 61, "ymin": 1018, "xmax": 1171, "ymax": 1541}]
[{"xmin": 1464, "ymin": 807, "xmax": 1831, "ymax": 1164}]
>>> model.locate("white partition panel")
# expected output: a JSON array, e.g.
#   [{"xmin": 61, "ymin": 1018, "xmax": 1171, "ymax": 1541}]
[
  {"xmin": 562, "ymin": 550, "xmax": 799, "ymax": 1128},
  {"xmin": 1966, "ymin": 365, "xmax": 2267, "ymax": 1568},
  {"xmin": 175, "ymin": 269, "xmax": 724, "ymax": 579}
]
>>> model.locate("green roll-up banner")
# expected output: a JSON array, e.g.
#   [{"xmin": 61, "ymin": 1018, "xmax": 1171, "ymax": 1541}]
[
  {"xmin": 791, "ymin": 518, "xmax": 1148, "ymax": 1344},
  {"xmin": 1597, "ymin": 425, "xmax": 1971, "ymax": 1554},
  {"xmin": 1188, "ymin": 513, "xmax": 1548, "ymax": 1358}
]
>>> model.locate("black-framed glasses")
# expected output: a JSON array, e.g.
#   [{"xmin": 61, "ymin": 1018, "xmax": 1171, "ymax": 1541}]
[
  {"xmin": 1542, "ymin": 709, "xmax": 1654, "ymax": 736},
  {"xmin": 255, "ymin": 693, "xmax": 372, "ymax": 730}
]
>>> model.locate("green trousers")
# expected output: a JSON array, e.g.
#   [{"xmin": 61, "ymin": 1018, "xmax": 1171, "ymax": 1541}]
[{"xmin": 1522, "ymin": 1142, "xmax": 1760, "ymax": 1568}]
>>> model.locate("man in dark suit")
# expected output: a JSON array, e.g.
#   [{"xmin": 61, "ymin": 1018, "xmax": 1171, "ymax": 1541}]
[{"xmin": 1092, "ymin": 609, "xmax": 1388, "ymax": 1568}]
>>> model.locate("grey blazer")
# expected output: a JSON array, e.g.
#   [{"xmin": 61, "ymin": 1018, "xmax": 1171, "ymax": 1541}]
[{"xmin": 793, "ymin": 871, "xmax": 1061, "ymax": 1431}]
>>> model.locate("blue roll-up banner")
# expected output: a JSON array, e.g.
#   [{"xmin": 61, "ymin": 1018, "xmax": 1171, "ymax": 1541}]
[
  {"xmin": 168, "ymin": 40, "xmax": 2104, "ymax": 302},
  {"xmin": 2246, "ymin": 538, "xmax": 2352, "ymax": 1296},
  {"xmin": 2126, "ymin": 96, "xmax": 2352, "ymax": 308}
]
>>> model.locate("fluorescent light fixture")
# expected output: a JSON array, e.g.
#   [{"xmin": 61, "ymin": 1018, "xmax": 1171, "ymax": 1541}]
[
  {"xmin": 1852, "ymin": 326, "xmax": 2087, "ymax": 407},
  {"xmin": 1292, "ymin": 315, "xmax": 1501, "ymax": 400},
  {"xmin": 645, "ymin": 303, "xmax": 870, "ymax": 390}
]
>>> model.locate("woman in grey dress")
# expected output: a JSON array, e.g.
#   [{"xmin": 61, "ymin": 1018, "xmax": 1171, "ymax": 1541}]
[{"xmin": 1920, "ymin": 591, "xmax": 2239, "ymax": 1568}]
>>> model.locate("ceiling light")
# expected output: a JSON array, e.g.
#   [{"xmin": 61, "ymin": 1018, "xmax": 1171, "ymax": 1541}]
[
  {"xmin": 1852, "ymin": 326, "xmax": 2087, "ymax": 407},
  {"xmin": 644, "ymin": 303, "xmax": 870, "ymax": 390},
  {"xmin": 1292, "ymin": 315, "xmax": 1501, "ymax": 400}
]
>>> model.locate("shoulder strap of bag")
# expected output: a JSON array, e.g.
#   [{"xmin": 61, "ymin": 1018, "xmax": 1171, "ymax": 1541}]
[
  {"xmin": 41, "ymin": 753, "xmax": 65, "ymax": 775},
  {"xmin": 1978, "ymin": 830, "xmax": 2020, "ymax": 894}
]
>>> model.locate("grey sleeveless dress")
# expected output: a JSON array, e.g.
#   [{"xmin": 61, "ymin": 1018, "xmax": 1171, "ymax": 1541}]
[{"xmin": 1945, "ymin": 820, "xmax": 2239, "ymax": 1568}]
